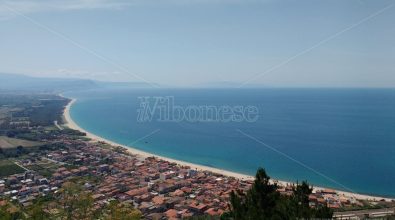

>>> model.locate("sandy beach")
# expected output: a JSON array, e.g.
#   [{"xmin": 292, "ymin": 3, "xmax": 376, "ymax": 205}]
[{"xmin": 62, "ymin": 97, "xmax": 394, "ymax": 202}]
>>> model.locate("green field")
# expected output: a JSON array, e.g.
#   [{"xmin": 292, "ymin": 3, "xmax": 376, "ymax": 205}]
[
  {"xmin": 25, "ymin": 160, "xmax": 60, "ymax": 178},
  {"xmin": 0, "ymin": 136, "xmax": 42, "ymax": 149},
  {"xmin": 0, "ymin": 159, "xmax": 25, "ymax": 177}
]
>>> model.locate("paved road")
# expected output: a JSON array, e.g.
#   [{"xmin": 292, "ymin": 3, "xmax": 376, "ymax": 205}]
[
  {"xmin": 54, "ymin": 120, "xmax": 63, "ymax": 130},
  {"xmin": 14, "ymin": 161, "xmax": 29, "ymax": 171},
  {"xmin": 334, "ymin": 207, "xmax": 395, "ymax": 219}
]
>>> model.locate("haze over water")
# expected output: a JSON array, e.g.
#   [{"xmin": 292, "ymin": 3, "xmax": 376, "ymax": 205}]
[{"xmin": 65, "ymin": 88, "xmax": 395, "ymax": 197}]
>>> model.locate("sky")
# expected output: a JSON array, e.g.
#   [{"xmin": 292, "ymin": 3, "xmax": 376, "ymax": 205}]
[{"xmin": 0, "ymin": 0, "xmax": 394, "ymax": 87}]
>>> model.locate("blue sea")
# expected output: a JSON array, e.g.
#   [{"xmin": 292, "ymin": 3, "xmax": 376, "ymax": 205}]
[{"xmin": 64, "ymin": 88, "xmax": 395, "ymax": 197}]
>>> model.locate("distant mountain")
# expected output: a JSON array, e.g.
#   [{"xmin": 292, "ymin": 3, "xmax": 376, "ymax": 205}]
[
  {"xmin": 0, "ymin": 73, "xmax": 156, "ymax": 92},
  {"xmin": 94, "ymin": 81, "xmax": 160, "ymax": 89},
  {"xmin": 0, "ymin": 73, "xmax": 97, "ymax": 92}
]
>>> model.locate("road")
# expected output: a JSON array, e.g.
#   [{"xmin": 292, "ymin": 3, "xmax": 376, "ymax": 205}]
[
  {"xmin": 334, "ymin": 207, "xmax": 395, "ymax": 219},
  {"xmin": 54, "ymin": 120, "xmax": 63, "ymax": 130}
]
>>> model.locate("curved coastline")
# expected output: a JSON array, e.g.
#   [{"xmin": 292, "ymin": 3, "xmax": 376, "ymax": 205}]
[
  {"xmin": 63, "ymin": 98, "xmax": 254, "ymax": 180},
  {"xmin": 63, "ymin": 97, "xmax": 394, "ymax": 201}
]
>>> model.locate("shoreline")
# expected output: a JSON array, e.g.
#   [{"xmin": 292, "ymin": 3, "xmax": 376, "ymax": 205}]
[{"xmin": 62, "ymin": 97, "xmax": 394, "ymax": 202}]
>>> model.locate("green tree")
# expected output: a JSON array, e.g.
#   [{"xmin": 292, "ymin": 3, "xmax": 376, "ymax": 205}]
[
  {"xmin": 58, "ymin": 181, "xmax": 95, "ymax": 220},
  {"xmin": 28, "ymin": 199, "xmax": 50, "ymax": 220},
  {"xmin": 292, "ymin": 181, "xmax": 313, "ymax": 218},
  {"xmin": 227, "ymin": 168, "xmax": 280, "ymax": 219},
  {"xmin": 292, "ymin": 181, "xmax": 334, "ymax": 218},
  {"xmin": 0, "ymin": 202, "xmax": 25, "ymax": 220},
  {"xmin": 102, "ymin": 200, "xmax": 141, "ymax": 220},
  {"xmin": 224, "ymin": 168, "xmax": 333, "ymax": 220}
]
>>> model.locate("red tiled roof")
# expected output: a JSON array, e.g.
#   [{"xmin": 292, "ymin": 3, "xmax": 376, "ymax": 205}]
[
  {"xmin": 165, "ymin": 209, "xmax": 178, "ymax": 218},
  {"xmin": 125, "ymin": 187, "xmax": 148, "ymax": 197},
  {"xmin": 152, "ymin": 196, "xmax": 165, "ymax": 205},
  {"xmin": 205, "ymin": 208, "xmax": 224, "ymax": 216}
]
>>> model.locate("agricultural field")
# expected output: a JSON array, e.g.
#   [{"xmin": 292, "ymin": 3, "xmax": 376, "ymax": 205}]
[
  {"xmin": 24, "ymin": 159, "xmax": 60, "ymax": 178},
  {"xmin": 0, "ymin": 136, "xmax": 42, "ymax": 149},
  {"xmin": 0, "ymin": 159, "xmax": 25, "ymax": 177}
]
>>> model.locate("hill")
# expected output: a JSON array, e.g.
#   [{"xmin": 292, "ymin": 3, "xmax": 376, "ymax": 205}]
[{"xmin": 0, "ymin": 73, "xmax": 157, "ymax": 92}]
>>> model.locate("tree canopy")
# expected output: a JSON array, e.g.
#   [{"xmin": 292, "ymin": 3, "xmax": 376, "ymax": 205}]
[{"xmin": 223, "ymin": 168, "xmax": 333, "ymax": 219}]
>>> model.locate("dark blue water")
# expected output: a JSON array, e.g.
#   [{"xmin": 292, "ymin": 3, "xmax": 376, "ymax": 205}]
[{"xmin": 64, "ymin": 88, "xmax": 395, "ymax": 197}]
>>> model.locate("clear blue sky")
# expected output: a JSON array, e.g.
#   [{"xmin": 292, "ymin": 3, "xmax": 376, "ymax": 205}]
[{"xmin": 0, "ymin": 0, "xmax": 394, "ymax": 87}]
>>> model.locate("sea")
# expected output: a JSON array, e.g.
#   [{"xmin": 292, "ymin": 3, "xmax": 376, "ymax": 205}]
[{"xmin": 64, "ymin": 88, "xmax": 395, "ymax": 197}]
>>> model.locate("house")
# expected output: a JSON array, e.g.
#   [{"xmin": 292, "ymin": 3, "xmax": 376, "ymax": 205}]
[
  {"xmin": 98, "ymin": 164, "xmax": 110, "ymax": 173},
  {"xmin": 165, "ymin": 209, "xmax": 178, "ymax": 219},
  {"xmin": 160, "ymin": 171, "xmax": 176, "ymax": 180},
  {"xmin": 189, "ymin": 202, "xmax": 208, "ymax": 214},
  {"xmin": 125, "ymin": 187, "xmax": 148, "ymax": 198}
]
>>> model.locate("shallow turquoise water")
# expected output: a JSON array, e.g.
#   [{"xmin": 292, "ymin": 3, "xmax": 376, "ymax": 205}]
[{"xmin": 65, "ymin": 88, "xmax": 395, "ymax": 197}]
